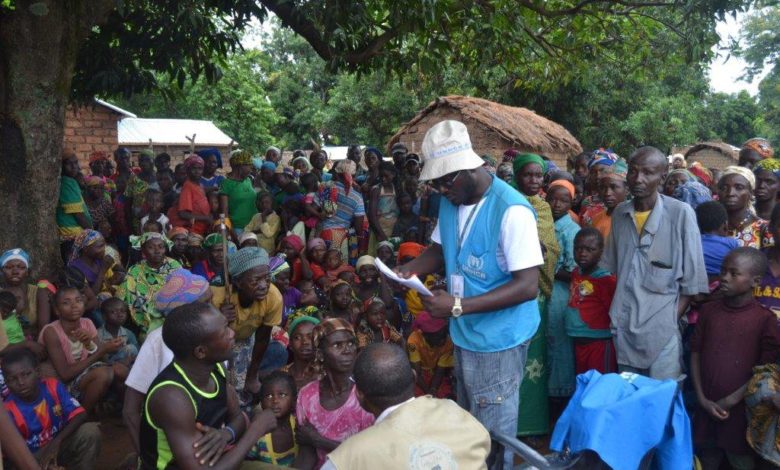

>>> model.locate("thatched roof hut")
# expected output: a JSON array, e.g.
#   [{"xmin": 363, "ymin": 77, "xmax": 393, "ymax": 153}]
[
  {"xmin": 678, "ymin": 141, "xmax": 739, "ymax": 170},
  {"xmin": 387, "ymin": 95, "xmax": 582, "ymax": 168}
]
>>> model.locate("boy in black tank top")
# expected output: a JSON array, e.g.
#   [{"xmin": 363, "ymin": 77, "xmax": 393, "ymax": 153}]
[{"xmin": 139, "ymin": 302, "xmax": 277, "ymax": 469}]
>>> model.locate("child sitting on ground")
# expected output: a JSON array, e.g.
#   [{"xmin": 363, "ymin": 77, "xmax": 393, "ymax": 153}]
[
  {"xmin": 270, "ymin": 256, "xmax": 301, "ymax": 326},
  {"xmin": 356, "ymin": 297, "xmax": 403, "ymax": 351},
  {"xmin": 564, "ymin": 228, "xmax": 618, "ymax": 374},
  {"xmin": 692, "ymin": 247, "xmax": 780, "ymax": 470},
  {"xmin": 0, "ymin": 291, "xmax": 45, "ymax": 359},
  {"xmin": 324, "ymin": 248, "xmax": 355, "ymax": 285},
  {"xmin": 407, "ymin": 311, "xmax": 454, "ymax": 399},
  {"xmin": 247, "ymin": 371, "xmax": 298, "ymax": 466},
  {"xmin": 2, "ymin": 347, "xmax": 101, "ymax": 469},
  {"xmin": 96, "ymin": 297, "xmax": 138, "ymax": 382},
  {"xmin": 38, "ymin": 286, "xmax": 124, "ymax": 415}
]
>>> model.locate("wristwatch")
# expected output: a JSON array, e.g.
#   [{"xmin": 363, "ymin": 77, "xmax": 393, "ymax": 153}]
[{"xmin": 451, "ymin": 297, "xmax": 463, "ymax": 318}]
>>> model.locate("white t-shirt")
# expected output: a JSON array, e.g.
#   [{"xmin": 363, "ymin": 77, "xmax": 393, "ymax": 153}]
[
  {"xmin": 431, "ymin": 202, "xmax": 543, "ymax": 273},
  {"xmin": 140, "ymin": 213, "xmax": 171, "ymax": 234},
  {"xmin": 125, "ymin": 327, "xmax": 173, "ymax": 394}
]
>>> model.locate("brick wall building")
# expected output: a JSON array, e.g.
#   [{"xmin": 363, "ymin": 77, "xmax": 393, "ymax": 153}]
[{"xmin": 63, "ymin": 99, "xmax": 136, "ymax": 169}]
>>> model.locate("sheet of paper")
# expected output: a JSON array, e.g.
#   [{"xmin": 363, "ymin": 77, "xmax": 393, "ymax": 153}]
[{"xmin": 374, "ymin": 258, "xmax": 434, "ymax": 296}]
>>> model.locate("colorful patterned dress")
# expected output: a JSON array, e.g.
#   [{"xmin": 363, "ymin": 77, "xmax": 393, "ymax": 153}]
[{"xmin": 116, "ymin": 258, "xmax": 181, "ymax": 336}]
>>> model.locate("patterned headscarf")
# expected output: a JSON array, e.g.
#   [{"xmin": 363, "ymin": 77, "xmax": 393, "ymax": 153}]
[
  {"xmin": 154, "ymin": 269, "xmax": 210, "ymax": 316},
  {"xmin": 668, "ymin": 168, "xmax": 693, "ymax": 180},
  {"xmin": 84, "ymin": 175, "xmax": 105, "ymax": 187},
  {"xmin": 412, "ymin": 310, "xmax": 447, "ymax": 333},
  {"xmin": 228, "ymin": 246, "xmax": 269, "ymax": 279},
  {"xmin": 743, "ymin": 138, "xmax": 774, "ymax": 159},
  {"xmin": 307, "ymin": 238, "xmax": 326, "ymax": 251},
  {"xmin": 600, "ymin": 158, "xmax": 628, "ymax": 182},
  {"xmin": 167, "ymin": 227, "xmax": 189, "ymax": 240},
  {"xmin": 0, "ymin": 249, "xmax": 30, "ymax": 269},
  {"xmin": 287, "ymin": 315, "xmax": 321, "ymax": 336},
  {"xmin": 672, "ymin": 180, "xmax": 712, "ymax": 210},
  {"xmin": 184, "ymin": 154, "xmax": 205, "ymax": 169},
  {"xmin": 202, "ymin": 233, "xmax": 237, "ymax": 253},
  {"xmin": 70, "ymin": 229, "xmax": 104, "ymax": 262},
  {"xmin": 587, "ymin": 148, "xmax": 620, "ymax": 169},
  {"xmin": 502, "ymin": 148, "xmax": 519, "ymax": 163},
  {"xmin": 512, "ymin": 153, "xmax": 547, "ymax": 175},
  {"xmin": 689, "ymin": 162, "xmax": 713, "ymax": 187},
  {"xmin": 131, "ymin": 232, "xmax": 173, "ymax": 251},
  {"xmin": 312, "ymin": 317, "xmax": 355, "ymax": 349},
  {"xmin": 754, "ymin": 158, "xmax": 780, "ymax": 179},
  {"xmin": 334, "ymin": 160, "xmax": 357, "ymax": 195},
  {"xmin": 188, "ymin": 233, "xmax": 204, "ymax": 247},
  {"xmin": 229, "ymin": 149, "xmax": 253, "ymax": 166},
  {"xmin": 269, "ymin": 255, "xmax": 290, "ymax": 280},
  {"xmin": 355, "ymin": 255, "xmax": 375, "ymax": 272},
  {"xmin": 722, "ymin": 165, "xmax": 756, "ymax": 191},
  {"xmin": 89, "ymin": 151, "xmax": 108, "ymax": 164}
]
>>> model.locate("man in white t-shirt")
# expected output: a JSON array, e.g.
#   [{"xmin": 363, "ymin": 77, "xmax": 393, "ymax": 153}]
[{"xmin": 395, "ymin": 120, "xmax": 543, "ymax": 469}]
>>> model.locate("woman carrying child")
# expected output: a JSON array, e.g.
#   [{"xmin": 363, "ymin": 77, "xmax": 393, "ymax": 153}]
[
  {"xmin": 0, "ymin": 249, "xmax": 54, "ymax": 332},
  {"xmin": 68, "ymin": 229, "xmax": 119, "ymax": 295},
  {"xmin": 355, "ymin": 297, "xmax": 403, "ymax": 351}
]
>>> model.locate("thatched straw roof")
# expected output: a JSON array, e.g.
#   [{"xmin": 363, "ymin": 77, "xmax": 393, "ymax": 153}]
[
  {"xmin": 387, "ymin": 95, "xmax": 582, "ymax": 158},
  {"xmin": 683, "ymin": 141, "xmax": 739, "ymax": 160}
]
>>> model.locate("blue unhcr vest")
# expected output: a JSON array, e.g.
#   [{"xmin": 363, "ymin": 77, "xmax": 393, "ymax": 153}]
[{"xmin": 439, "ymin": 176, "xmax": 540, "ymax": 352}]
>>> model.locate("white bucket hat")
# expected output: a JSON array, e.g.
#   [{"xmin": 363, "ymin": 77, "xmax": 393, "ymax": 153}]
[{"xmin": 419, "ymin": 120, "xmax": 485, "ymax": 181}]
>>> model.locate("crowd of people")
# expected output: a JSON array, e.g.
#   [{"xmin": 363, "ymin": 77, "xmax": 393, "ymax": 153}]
[{"xmin": 1, "ymin": 121, "xmax": 779, "ymax": 469}]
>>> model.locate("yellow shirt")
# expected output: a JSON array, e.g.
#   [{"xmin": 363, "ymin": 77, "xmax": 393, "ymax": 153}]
[
  {"xmin": 634, "ymin": 210, "xmax": 651, "ymax": 235},
  {"xmin": 210, "ymin": 284, "xmax": 283, "ymax": 340}
]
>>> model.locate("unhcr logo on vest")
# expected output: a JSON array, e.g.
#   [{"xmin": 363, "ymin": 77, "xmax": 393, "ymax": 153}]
[{"xmin": 462, "ymin": 254, "xmax": 487, "ymax": 280}]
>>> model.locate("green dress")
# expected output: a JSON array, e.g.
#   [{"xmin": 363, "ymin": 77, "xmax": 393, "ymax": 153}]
[
  {"xmin": 117, "ymin": 258, "xmax": 181, "ymax": 336},
  {"xmin": 517, "ymin": 194, "xmax": 559, "ymax": 436},
  {"xmin": 56, "ymin": 176, "xmax": 92, "ymax": 240},
  {"xmin": 219, "ymin": 177, "xmax": 258, "ymax": 229}
]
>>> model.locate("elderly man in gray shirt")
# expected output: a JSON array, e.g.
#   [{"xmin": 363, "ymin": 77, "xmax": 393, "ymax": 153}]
[{"xmin": 602, "ymin": 146, "xmax": 708, "ymax": 380}]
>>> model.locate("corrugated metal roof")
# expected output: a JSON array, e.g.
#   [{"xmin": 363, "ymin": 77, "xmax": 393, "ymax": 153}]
[
  {"xmin": 118, "ymin": 118, "xmax": 235, "ymax": 146},
  {"xmin": 94, "ymin": 99, "xmax": 137, "ymax": 118}
]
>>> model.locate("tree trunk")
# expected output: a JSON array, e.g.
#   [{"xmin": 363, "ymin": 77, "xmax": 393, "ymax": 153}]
[{"xmin": 0, "ymin": 0, "xmax": 115, "ymax": 279}]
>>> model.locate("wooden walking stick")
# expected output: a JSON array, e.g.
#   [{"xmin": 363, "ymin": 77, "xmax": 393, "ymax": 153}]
[{"xmin": 219, "ymin": 212, "xmax": 235, "ymax": 383}]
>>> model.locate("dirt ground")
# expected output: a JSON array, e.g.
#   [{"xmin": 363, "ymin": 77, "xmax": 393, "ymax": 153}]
[{"xmin": 95, "ymin": 416, "xmax": 134, "ymax": 470}]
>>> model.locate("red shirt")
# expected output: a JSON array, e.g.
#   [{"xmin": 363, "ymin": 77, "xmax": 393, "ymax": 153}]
[
  {"xmin": 170, "ymin": 180, "xmax": 210, "ymax": 235},
  {"xmin": 291, "ymin": 259, "xmax": 325, "ymax": 286},
  {"xmin": 568, "ymin": 268, "xmax": 616, "ymax": 331}
]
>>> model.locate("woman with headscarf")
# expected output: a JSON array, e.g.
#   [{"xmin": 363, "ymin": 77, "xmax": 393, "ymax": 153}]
[
  {"xmin": 579, "ymin": 149, "xmax": 619, "ymax": 221},
  {"xmin": 293, "ymin": 154, "xmax": 313, "ymax": 177},
  {"xmin": 319, "ymin": 159, "xmax": 366, "ymax": 261},
  {"xmin": 0, "ymin": 249, "xmax": 54, "ymax": 332},
  {"xmin": 718, "ymin": 166, "xmax": 773, "ymax": 248},
  {"xmin": 116, "ymin": 232, "xmax": 181, "ymax": 337},
  {"xmin": 670, "ymin": 153, "xmax": 687, "ymax": 169},
  {"xmin": 740, "ymin": 137, "xmax": 774, "ymax": 170},
  {"xmin": 582, "ymin": 159, "xmax": 629, "ymax": 240},
  {"xmin": 166, "ymin": 227, "xmax": 191, "ymax": 268},
  {"xmin": 219, "ymin": 149, "xmax": 258, "ymax": 234},
  {"xmin": 67, "ymin": 229, "xmax": 119, "ymax": 294},
  {"xmin": 123, "ymin": 269, "xmax": 212, "ymax": 454},
  {"xmin": 170, "ymin": 154, "xmax": 212, "ymax": 235},
  {"xmin": 211, "ymin": 247, "xmax": 283, "ymax": 399},
  {"xmin": 191, "ymin": 233, "xmax": 236, "ymax": 287},
  {"xmin": 513, "ymin": 152, "xmax": 560, "ymax": 438},
  {"xmin": 663, "ymin": 168, "xmax": 693, "ymax": 196},
  {"xmin": 672, "ymin": 180, "xmax": 712, "ymax": 210},
  {"xmin": 197, "ymin": 148, "xmax": 225, "ymax": 189},
  {"xmin": 294, "ymin": 318, "xmax": 374, "ymax": 469},
  {"xmin": 58, "ymin": 149, "xmax": 93, "ymax": 261},
  {"xmin": 83, "ymin": 175, "xmax": 114, "ymax": 237},
  {"xmin": 754, "ymin": 159, "xmax": 780, "ymax": 221}
]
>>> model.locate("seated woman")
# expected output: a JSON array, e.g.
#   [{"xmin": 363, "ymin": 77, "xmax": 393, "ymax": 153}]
[
  {"xmin": 191, "ymin": 233, "xmax": 236, "ymax": 287},
  {"xmin": 67, "ymin": 229, "xmax": 121, "ymax": 295},
  {"xmin": 116, "ymin": 232, "xmax": 181, "ymax": 338},
  {"xmin": 281, "ymin": 314, "xmax": 320, "ymax": 391},
  {"xmin": 0, "ymin": 249, "xmax": 54, "ymax": 333},
  {"xmin": 294, "ymin": 318, "xmax": 374, "ymax": 469}
]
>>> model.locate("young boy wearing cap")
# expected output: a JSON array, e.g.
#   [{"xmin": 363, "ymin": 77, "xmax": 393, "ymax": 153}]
[{"xmin": 407, "ymin": 311, "xmax": 454, "ymax": 399}]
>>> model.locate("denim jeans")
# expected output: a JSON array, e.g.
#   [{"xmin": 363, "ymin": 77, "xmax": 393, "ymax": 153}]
[{"xmin": 455, "ymin": 341, "xmax": 529, "ymax": 470}]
